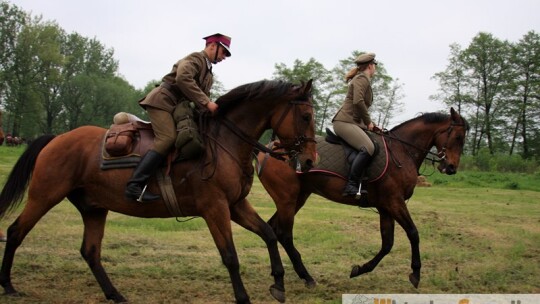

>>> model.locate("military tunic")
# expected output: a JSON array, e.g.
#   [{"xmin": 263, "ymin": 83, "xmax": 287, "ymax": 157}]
[
  {"xmin": 332, "ymin": 72, "xmax": 373, "ymax": 127},
  {"xmin": 332, "ymin": 71, "xmax": 375, "ymax": 155},
  {"xmin": 139, "ymin": 51, "xmax": 213, "ymax": 154}
]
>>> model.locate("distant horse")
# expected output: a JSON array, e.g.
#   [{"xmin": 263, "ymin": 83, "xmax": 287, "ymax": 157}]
[
  {"xmin": 0, "ymin": 80, "xmax": 317, "ymax": 303},
  {"xmin": 5, "ymin": 134, "xmax": 22, "ymax": 147},
  {"xmin": 257, "ymin": 108, "xmax": 468, "ymax": 289},
  {"xmin": 0, "ymin": 129, "xmax": 4, "ymax": 146}
]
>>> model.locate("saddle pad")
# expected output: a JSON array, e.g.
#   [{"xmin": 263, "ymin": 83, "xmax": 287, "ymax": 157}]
[{"xmin": 309, "ymin": 133, "xmax": 388, "ymax": 182}]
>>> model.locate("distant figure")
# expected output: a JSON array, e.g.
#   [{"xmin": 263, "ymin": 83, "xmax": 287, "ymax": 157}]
[{"xmin": 0, "ymin": 230, "xmax": 6, "ymax": 242}]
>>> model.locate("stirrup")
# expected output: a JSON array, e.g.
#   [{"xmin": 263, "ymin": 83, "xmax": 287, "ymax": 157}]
[
  {"xmin": 355, "ymin": 182, "xmax": 368, "ymax": 200},
  {"xmin": 137, "ymin": 185, "xmax": 148, "ymax": 203}
]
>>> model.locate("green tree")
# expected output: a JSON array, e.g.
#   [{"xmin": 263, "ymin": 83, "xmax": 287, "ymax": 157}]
[
  {"xmin": 508, "ymin": 31, "xmax": 540, "ymax": 159},
  {"xmin": 0, "ymin": 1, "xmax": 26, "ymax": 103},
  {"xmin": 2, "ymin": 15, "xmax": 45, "ymax": 137},
  {"xmin": 462, "ymin": 32, "xmax": 512, "ymax": 155},
  {"xmin": 273, "ymin": 58, "xmax": 332, "ymax": 133}
]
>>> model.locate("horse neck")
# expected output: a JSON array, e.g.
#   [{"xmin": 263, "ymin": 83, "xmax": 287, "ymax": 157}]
[
  {"xmin": 212, "ymin": 101, "xmax": 274, "ymax": 163},
  {"xmin": 391, "ymin": 120, "xmax": 443, "ymax": 165}
]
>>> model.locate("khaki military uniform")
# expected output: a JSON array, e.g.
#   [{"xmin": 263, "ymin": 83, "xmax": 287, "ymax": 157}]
[
  {"xmin": 332, "ymin": 71, "xmax": 375, "ymax": 155},
  {"xmin": 139, "ymin": 51, "xmax": 213, "ymax": 154}
]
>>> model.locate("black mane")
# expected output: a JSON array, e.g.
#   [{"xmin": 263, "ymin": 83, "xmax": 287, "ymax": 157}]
[
  {"xmin": 215, "ymin": 80, "xmax": 299, "ymax": 116},
  {"xmin": 391, "ymin": 111, "xmax": 469, "ymax": 131}
]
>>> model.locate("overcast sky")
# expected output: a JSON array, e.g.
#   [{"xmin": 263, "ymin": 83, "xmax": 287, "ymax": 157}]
[{"xmin": 9, "ymin": 0, "xmax": 540, "ymax": 126}]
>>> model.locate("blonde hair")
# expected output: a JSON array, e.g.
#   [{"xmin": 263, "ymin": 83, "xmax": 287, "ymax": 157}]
[{"xmin": 345, "ymin": 62, "xmax": 370, "ymax": 82}]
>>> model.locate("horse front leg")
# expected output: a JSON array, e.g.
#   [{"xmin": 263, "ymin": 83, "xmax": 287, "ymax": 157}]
[
  {"xmin": 204, "ymin": 208, "xmax": 251, "ymax": 304},
  {"xmin": 79, "ymin": 208, "xmax": 127, "ymax": 302},
  {"xmin": 393, "ymin": 206, "xmax": 421, "ymax": 288},
  {"xmin": 231, "ymin": 199, "xmax": 285, "ymax": 303},
  {"xmin": 350, "ymin": 209, "xmax": 395, "ymax": 278},
  {"xmin": 267, "ymin": 191, "xmax": 316, "ymax": 288}
]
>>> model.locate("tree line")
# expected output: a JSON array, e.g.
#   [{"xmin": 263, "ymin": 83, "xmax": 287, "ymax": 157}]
[
  {"xmin": 431, "ymin": 32, "xmax": 540, "ymax": 159},
  {"xmin": 1, "ymin": 2, "xmax": 538, "ymax": 160}
]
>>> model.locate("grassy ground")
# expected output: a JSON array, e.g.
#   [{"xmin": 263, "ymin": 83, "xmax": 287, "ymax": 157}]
[{"xmin": 0, "ymin": 146, "xmax": 538, "ymax": 303}]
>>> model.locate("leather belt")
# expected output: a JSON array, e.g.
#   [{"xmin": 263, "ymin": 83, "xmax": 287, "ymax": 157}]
[{"xmin": 160, "ymin": 82, "xmax": 183, "ymax": 100}]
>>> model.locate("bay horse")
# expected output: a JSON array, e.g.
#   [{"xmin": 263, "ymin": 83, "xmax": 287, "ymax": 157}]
[
  {"xmin": 257, "ymin": 107, "xmax": 468, "ymax": 289},
  {"xmin": 0, "ymin": 79, "xmax": 317, "ymax": 303}
]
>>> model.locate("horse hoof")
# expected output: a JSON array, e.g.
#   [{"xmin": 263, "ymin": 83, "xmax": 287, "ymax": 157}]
[
  {"xmin": 350, "ymin": 265, "xmax": 361, "ymax": 278},
  {"xmin": 4, "ymin": 290, "xmax": 24, "ymax": 297},
  {"xmin": 269, "ymin": 284, "xmax": 286, "ymax": 303},
  {"xmin": 409, "ymin": 273, "xmax": 420, "ymax": 288},
  {"xmin": 304, "ymin": 279, "xmax": 317, "ymax": 289}
]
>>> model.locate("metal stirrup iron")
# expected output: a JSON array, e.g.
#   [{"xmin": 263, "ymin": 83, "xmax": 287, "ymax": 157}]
[
  {"xmin": 137, "ymin": 185, "xmax": 148, "ymax": 203},
  {"xmin": 355, "ymin": 180, "xmax": 363, "ymax": 200}
]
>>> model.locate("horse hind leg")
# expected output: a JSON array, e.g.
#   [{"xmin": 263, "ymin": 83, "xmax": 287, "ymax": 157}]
[
  {"xmin": 78, "ymin": 207, "xmax": 127, "ymax": 302},
  {"xmin": 0, "ymin": 196, "xmax": 58, "ymax": 296},
  {"xmin": 230, "ymin": 199, "xmax": 285, "ymax": 303}
]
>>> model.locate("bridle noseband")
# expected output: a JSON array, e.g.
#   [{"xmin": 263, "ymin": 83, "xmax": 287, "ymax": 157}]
[
  {"xmin": 269, "ymin": 100, "xmax": 317, "ymax": 161},
  {"xmin": 433, "ymin": 121, "xmax": 466, "ymax": 161}
]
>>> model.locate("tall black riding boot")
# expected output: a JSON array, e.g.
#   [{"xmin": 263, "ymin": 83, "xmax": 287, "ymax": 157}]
[
  {"xmin": 125, "ymin": 150, "xmax": 165, "ymax": 202},
  {"xmin": 342, "ymin": 149, "xmax": 372, "ymax": 198}
]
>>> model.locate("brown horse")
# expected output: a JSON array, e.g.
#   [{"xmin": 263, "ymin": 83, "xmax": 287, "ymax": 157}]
[
  {"xmin": 257, "ymin": 108, "xmax": 468, "ymax": 289},
  {"xmin": 0, "ymin": 80, "xmax": 317, "ymax": 303}
]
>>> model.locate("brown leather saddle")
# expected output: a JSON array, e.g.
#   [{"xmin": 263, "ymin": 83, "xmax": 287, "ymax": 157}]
[{"xmin": 100, "ymin": 112, "xmax": 157, "ymax": 170}]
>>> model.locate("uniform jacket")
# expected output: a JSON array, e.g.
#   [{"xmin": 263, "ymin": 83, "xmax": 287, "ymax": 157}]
[
  {"xmin": 332, "ymin": 71, "xmax": 373, "ymax": 127},
  {"xmin": 140, "ymin": 51, "xmax": 213, "ymax": 112}
]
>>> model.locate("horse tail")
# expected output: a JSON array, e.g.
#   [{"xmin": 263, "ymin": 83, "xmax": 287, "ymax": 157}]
[{"xmin": 0, "ymin": 134, "xmax": 56, "ymax": 220}]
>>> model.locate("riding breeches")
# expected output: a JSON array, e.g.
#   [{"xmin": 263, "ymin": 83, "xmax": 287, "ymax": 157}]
[
  {"xmin": 146, "ymin": 107, "xmax": 176, "ymax": 155},
  {"xmin": 332, "ymin": 121, "xmax": 375, "ymax": 156}
]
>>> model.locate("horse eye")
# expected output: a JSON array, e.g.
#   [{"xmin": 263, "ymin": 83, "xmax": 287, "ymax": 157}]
[{"xmin": 302, "ymin": 113, "xmax": 311, "ymax": 122}]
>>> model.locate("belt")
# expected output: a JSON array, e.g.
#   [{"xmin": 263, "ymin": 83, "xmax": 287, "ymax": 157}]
[{"xmin": 160, "ymin": 82, "xmax": 183, "ymax": 100}]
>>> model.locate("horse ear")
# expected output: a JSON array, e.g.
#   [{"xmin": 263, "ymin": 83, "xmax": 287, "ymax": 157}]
[
  {"xmin": 450, "ymin": 107, "xmax": 459, "ymax": 121},
  {"xmin": 450, "ymin": 107, "xmax": 459, "ymax": 122},
  {"xmin": 304, "ymin": 79, "xmax": 313, "ymax": 94}
]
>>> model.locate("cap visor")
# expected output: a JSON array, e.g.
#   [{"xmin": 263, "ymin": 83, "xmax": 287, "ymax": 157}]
[{"xmin": 219, "ymin": 42, "xmax": 231, "ymax": 57}]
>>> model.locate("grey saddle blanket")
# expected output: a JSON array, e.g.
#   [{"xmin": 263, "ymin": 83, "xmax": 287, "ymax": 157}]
[{"xmin": 310, "ymin": 133, "xmax": 388, "ymax": 182}]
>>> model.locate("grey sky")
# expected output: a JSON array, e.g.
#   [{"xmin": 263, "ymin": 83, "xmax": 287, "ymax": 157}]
[{"xmin": 9, "ymin": 0, "xmax": 540, "ymax": 126}]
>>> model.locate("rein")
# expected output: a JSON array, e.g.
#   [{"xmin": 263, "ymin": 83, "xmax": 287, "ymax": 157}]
[
  {"xmin": 377, "ymin": 121, "xmax": 466, "ymax": 166},
  {"xmin": 221, "ymin": 99, "xmax": 316, "ymax": 161}
]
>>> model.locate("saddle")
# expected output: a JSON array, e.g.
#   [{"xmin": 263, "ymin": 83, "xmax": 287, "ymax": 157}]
[
  {"xmin": 101, "ymin": 112, "xmax": 191, "ymax": 217},
  {"xmin": 101, "ymin": 112, "xmax": 155, "ymax": 170},
  {"xmin": 309, "ymin": 128, "xmax": 387, "ymax": 182},
  {"xmin": 325, "ymin": 128, "xmax": 380, "ymax": 169}
]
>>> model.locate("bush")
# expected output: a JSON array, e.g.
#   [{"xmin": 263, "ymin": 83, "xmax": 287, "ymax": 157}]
[{"xmin": 458, "ymin": 149, "xmax": 539, "ymax": 173}]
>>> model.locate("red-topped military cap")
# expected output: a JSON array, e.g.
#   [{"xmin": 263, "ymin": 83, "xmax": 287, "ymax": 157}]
[{"xmin": 203, "ymin": 33, "xmax": 231, "ymax": 57}]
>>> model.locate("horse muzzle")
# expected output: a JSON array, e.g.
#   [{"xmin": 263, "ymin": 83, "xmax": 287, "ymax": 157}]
[{"xmin": 438, "ymin": 162, "xmax": 457, "ymax": 175}]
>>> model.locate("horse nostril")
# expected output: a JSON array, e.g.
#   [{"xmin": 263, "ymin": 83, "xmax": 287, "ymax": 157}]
[
  {"xmin": 305, "ymin": 159, "xmax": 314, "ymax": 169},
  {"xmin": 446, "ymin": 165, "xmax": 456, "ymax": 175}
]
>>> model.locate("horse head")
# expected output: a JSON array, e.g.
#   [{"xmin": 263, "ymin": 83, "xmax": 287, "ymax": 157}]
[
  {"xmin": 269, "ymin": 79, "xmax": 317, "ymax": 172},
  {"xmin": 434, "ymin": 107, "xmax": 468, "ymax": 175}
]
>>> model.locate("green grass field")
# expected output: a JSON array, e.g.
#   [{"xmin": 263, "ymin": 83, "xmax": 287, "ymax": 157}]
[{"xmin": 0, "ymin": 145, "xmax": 538, "ymax": 303}]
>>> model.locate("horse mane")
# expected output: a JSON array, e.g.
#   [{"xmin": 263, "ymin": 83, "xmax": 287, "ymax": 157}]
[
  {"xmin": 215, "ymin": 80, "xmax": 299, "ymax": 116},
  {"xmin": 391, "ymin": 111, "xmax": 469, "ymax": 131}
]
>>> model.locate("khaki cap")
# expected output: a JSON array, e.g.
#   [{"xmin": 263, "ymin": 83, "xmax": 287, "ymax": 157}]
[{"xmin": 355, "ymin": 52, "xmax": 377, "ymax": 65}]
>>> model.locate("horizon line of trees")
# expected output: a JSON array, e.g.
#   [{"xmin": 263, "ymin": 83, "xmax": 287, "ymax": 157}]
[
  {"xmin": 1, "ymin": 2, "xmax": 539, "ymax": 160},
  {"xmin": 431, "ymin": 31, "xmax": 540, "ymax": 159}
]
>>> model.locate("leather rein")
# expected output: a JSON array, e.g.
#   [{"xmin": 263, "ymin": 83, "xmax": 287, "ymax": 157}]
[
  {"xmin": 377, "ymin": 120, "xmax": 466, "ymax": 168},
  {"xmin": 221, "ymin": 99, "xmax": 316, "ymax": 161}
]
